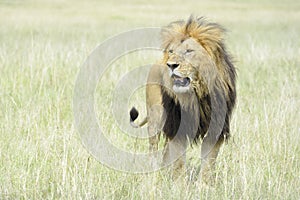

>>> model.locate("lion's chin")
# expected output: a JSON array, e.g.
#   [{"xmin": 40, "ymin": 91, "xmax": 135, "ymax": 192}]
[{"xmin": 172, "ymin": 85, "xmax": 190, "ymax": 93}]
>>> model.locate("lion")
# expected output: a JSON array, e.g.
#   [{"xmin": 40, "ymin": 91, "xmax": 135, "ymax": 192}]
[{"xmin": 130, "ymin": 16, "xmax": 236, "ymax": 183}]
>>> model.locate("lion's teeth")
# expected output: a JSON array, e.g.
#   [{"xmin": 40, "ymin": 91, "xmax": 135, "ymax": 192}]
[{"xmin": 174, "ymin": 77, "xmax": 190, "ymax": 87}]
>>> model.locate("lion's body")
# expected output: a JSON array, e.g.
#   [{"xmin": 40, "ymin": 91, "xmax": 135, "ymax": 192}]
[{"xmin": 130, "ymin": 16, "xmax": 236, "ymax": 183}]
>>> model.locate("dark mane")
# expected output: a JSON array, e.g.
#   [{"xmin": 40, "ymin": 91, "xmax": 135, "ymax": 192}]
[{"xmin": 160, "ymin": 16, "xmax": 236, "ymax": 145}]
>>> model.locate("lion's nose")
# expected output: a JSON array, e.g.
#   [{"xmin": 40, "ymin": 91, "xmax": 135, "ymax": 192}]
[{"xmin": 167, "ymin": 62, "xmax": 179, "ymax": 71}]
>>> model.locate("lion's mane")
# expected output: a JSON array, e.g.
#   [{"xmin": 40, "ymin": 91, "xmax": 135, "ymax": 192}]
[{"xmin": 160, "ymin": 16, "xmax": 236, "ymax": 143}]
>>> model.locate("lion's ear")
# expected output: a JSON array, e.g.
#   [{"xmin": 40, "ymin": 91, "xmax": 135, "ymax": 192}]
[
  {"xmin": 161, "ymin": 20, "xmax": 185, "ymax": 50},
  {"xmin": 161, "ymin": 16, "xmax": 226, "ymax": 61},
  {"xmin": 186, "ymin": 17, "xmax": 226, "ymax": 57}
]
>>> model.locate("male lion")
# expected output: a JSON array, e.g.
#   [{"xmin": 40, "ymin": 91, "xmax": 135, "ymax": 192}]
[{"xmin": 130, "ymin": 16, "xmax": 236, "ymax": 183}]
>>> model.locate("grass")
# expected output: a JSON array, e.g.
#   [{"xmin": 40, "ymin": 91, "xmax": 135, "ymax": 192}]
[{"xmin": 0, "ymin": 0, "xmax": 300, "ymax": 199}]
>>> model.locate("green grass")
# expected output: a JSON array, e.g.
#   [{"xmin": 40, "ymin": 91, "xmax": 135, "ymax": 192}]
[{"xmin": 1, "ymin": 0, "xmax": 300, "ymax": 199}]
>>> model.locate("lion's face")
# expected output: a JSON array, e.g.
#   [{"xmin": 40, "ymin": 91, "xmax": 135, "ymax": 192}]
[{"xmin": 164, "ymin": 37, "xmax": 214, "ymax": 94}]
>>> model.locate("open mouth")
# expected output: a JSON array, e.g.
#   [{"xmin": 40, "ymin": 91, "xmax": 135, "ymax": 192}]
[{"xmin": 172, "ymin": 74, "xmax": 190, "ymax": 87}]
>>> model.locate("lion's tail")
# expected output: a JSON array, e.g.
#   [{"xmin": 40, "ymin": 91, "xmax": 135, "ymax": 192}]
[{"xmin": 130, "ymin": 107, "xmax": 148, "ymax": 128}]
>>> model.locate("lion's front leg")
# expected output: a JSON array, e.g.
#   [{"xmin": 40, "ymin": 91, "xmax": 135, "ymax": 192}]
[
  {"xmin": 162, "ymin": 138, "xmax": 187, "ymax": 180},
  {"xmin": 200, "ymin": 137, "xmax": 224, "ymax": 184}
]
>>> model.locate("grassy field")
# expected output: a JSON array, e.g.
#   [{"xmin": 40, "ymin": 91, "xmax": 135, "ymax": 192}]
[{"xmin": 1, "ymin": 0, "xmax": 300, "ymax": 199}]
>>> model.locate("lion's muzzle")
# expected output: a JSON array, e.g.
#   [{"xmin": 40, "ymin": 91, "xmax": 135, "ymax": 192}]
[{"xmin": 172, "ymin": 74, "xmax": 190, "ymax": 87}]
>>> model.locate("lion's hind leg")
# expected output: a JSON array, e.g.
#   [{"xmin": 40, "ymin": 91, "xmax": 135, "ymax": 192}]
[{"xmin": 147, "ymin": 104, "xmax": 165, "ymax": 169}]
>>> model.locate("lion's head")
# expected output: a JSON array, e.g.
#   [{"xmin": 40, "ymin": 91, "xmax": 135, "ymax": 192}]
[{"xmin": 160, "ymin": 16, "xmax": 235, "ymax": 104}]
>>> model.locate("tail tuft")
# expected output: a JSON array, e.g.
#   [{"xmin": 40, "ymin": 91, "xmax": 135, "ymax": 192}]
[{"xmin": 130, "ymin": 107, "xmax": 139, "ymax": 122}]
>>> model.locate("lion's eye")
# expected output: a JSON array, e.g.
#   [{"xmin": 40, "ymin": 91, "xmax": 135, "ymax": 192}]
[
  {"xmin": 168, "ymin": 49, "xmax": 174, "ymax": 54},
  {"xmin": 186, "ymin": 49, "xmax": 194, "ymax": 53}
]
